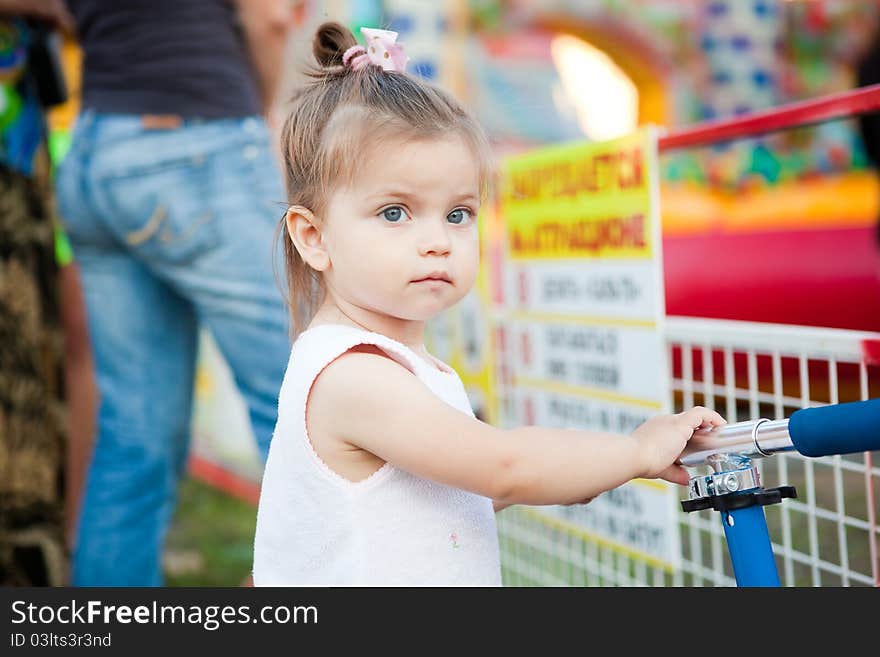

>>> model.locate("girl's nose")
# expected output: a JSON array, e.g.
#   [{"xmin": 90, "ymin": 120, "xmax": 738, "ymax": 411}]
[{"xmin": 417, "ymin": 222, "xmax": 452, "ymax": 256}]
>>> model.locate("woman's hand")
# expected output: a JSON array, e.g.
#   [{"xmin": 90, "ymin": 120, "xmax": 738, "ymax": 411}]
[{"xmin": 0, "ymin": 0, "xmax": 75, "ymax": 32}]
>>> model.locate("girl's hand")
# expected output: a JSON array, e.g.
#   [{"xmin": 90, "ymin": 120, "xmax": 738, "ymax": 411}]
[{"xmin": 632, "ymin": 406, "xmax": 727, "ymax": 486}]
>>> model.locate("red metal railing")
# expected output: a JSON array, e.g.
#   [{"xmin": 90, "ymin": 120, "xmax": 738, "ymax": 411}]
[
  {"xmin": 659, "ymin": 84, "xmax": 880, "ymax": 151},
  {"xmin": 189, "ymin": 456, "xmax": 261, "ymax": 505}
]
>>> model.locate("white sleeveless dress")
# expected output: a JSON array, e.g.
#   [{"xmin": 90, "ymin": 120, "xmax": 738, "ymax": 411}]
[{"xmin": 252, "ymin": 323, "xmax": 502, "ymax": 586}]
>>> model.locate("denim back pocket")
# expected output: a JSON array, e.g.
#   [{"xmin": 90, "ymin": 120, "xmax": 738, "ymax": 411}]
[{"xmin": 99, "ymin": 152, "xmax": 224, "ymax": 267}]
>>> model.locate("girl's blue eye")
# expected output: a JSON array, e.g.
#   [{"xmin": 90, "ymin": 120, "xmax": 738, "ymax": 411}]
[
  {"xmin": 447, "ymin": 208, "xmax": 472, "ymax": 225},
  {"xmin": 381, "ymin": 206, "xmax": 406, "ymax": 223}
]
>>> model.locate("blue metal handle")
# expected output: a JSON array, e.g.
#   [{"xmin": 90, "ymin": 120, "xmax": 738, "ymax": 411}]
[
  {"xmin": 788, "ymin": 398, "xmax": 880, "ymax": 458},
  {"xmin": 722, "ymin": 504, "xmax": 780, "ymax": 587}
]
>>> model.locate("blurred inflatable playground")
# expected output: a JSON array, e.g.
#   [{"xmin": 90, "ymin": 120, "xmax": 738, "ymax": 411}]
[{"xmin": 467, "ymin": 0, "xmax": 880, "ymax": 332}]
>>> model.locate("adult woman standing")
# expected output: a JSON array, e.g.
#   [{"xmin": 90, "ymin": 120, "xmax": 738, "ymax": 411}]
[{"xmin": 55, "ymin": 0, "xmax": 294, "ymax": 586}]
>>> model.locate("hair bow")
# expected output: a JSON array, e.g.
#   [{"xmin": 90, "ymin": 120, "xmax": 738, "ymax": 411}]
[{"xmin": 342, "ymin": 27, "xmax": 409, "ymax": 73}]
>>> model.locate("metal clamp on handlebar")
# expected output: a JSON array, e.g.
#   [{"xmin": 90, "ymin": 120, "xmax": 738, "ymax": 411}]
[
  {"xmin": 678, "ymin": 420, "xmax": 798, "ymax": 515},
  {"xmin": 682, "ymin": 485, "xmax": 797, "ymax": 513}
]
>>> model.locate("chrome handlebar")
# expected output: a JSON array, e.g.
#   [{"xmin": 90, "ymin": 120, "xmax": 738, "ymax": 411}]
[{"xmin": 677, "ymin": 418, "xmax": 796, "ymax": 468}]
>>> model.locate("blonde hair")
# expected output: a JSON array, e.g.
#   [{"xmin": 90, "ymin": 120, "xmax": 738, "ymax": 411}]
[{"xmin": 278, "ymin": 21, "xmax": 493, "ymax": 334}]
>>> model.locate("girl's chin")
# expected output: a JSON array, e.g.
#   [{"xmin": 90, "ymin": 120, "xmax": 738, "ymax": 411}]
[
  {"xmin": 397, "ymin": 304, "xmax": 457, "ymax": 322},
  {"xmin": 359, "ymin": 292, "xmax": 464, "ymax": 322}
]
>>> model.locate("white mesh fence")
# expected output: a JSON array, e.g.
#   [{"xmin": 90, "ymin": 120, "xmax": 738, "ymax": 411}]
[{"xmin": 498, "ymin": 317, "xmax": 880, "ymax": 586}]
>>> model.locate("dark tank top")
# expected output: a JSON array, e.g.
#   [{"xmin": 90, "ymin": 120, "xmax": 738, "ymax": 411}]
[{"xmin": 67, "ymin": 0, "xmax": 262, "ymax": 118}]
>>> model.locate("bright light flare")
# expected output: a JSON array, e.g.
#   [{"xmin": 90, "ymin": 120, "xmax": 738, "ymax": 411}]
[{"xmin": 550, "ymin": 34, "xmax": 639, "ymax": 141}]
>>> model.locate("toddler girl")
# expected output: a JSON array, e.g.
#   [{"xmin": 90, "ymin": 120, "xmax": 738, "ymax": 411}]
[{"xmin": 252, "ymin": 22, "xmax": 725, "ymax": 586}]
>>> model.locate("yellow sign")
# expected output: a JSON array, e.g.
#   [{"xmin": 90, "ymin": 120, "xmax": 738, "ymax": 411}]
[{"xmin": 501, "ymin": 130, "xmax": 656, "ymax": 260}]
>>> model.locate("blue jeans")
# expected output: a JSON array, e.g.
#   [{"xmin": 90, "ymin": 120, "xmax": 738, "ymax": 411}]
[{"xmin": 55, "ymin": 111, "xmax": 291, "ymax": 585}]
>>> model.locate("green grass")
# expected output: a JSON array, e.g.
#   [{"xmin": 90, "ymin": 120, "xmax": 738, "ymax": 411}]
[{"xmin": 163, "ymin": 477, "xmax": 258, "ymax": 587}]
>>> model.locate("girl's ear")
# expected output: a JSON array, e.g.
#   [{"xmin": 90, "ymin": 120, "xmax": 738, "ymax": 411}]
[{"xmin": 286, "ymin": 205, "xmax": 329, "ymax": 271}]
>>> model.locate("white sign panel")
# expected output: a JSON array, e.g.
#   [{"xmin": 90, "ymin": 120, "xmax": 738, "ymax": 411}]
[{"xmin": 495, "ymin": 128, "xmax": 680, "ymax": 570}]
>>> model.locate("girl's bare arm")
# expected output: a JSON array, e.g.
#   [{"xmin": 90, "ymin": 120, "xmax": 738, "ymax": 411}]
[{"xmin": 310, "ymin": 348, "xmax": 723, "ymax": 505}]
